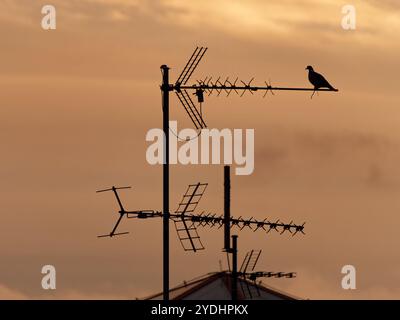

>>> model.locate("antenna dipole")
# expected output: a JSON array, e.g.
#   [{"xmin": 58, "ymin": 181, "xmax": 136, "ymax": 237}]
[{"xmin": 96, "ymin": 186, "xmax": 131, "ymax": 238}]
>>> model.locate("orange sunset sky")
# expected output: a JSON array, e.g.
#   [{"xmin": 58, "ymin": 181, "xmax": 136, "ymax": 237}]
[{"xmin": 1, "ymin": 0, "xmax": 400, "ymax": 299}]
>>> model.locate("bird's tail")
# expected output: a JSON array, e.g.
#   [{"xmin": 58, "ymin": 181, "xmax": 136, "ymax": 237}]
[{"xmin": 328, "ymin": 84, "xmax": 338, "ymax": 91}]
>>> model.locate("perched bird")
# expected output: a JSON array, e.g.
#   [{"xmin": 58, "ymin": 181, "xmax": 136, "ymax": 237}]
[{"xmin": 306, "ymin": 66, "xmax": 338, "ymax": 98}]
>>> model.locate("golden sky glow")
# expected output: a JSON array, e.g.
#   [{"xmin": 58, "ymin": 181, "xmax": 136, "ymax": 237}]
[{"xmin": 0, "ymin": 0, "xmax": 400, "ymax": 299}]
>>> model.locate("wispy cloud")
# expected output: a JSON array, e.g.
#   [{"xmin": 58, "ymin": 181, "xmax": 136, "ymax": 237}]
[
  {"xmin": 2, "ymin": 0, "xmax": 398, "ymax": 49},
  {"xmin": 150, "ymin": 0, "xmax": 400, "ymax": 47},
  {"xmin": 0, "ymin": 284, "xmax": 27, "ymax": 300},
  {"xmin": 1, "ymin": 0, "xmax": 400, "ymax": 301}
]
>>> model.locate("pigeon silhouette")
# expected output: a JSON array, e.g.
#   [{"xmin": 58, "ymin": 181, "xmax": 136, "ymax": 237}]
[{"xmin": 306, "ymin": 66, "xmax": 338, "ymax": 98}]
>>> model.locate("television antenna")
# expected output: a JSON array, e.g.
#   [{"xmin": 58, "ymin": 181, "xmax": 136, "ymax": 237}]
[
  {"xmin": 161, "ymin": 48, "xmax": 336, "ymax": 299},
  {"xmin": 100, "ymin": 46, "xmax": 332, "ymax": 301},
  {"xmin": 172, "ymin": 47, "xmax": 338, "ymax": 130},
  {"xmin": 236, "ymin": 248, "xmax": 296, "ymax": 300},
  {"xmin": 97, "ymin": 180, "xmax": 305, "ymax": 246},
  {"xmin": 98, "ymin": 166, "xmax": 306, "ymax": 300}
]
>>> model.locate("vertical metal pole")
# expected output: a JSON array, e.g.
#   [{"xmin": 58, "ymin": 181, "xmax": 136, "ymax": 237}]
[
  {"xmin": 232, "ymin": 235, "xmax": 238, "ymax": 301},
  {"xmin": 224, "ymin": 166, "xmax": 231, "ymax": 252},
  {"xmin": 161, "ymin": 65, "xmax": 170, "ymax": 301}
]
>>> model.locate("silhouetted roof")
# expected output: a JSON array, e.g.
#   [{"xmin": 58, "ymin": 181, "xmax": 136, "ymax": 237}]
[{"xmin": 143, "ymin": 271, "xmax": 301, "ymax": 300}]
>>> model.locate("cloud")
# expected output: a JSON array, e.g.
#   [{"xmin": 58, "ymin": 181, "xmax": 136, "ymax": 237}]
[
  {"xmin": 0, "ymin": 0, "xmax": 36, "ymax": 27},
  {"xmin": 0, "ymin": 284, "xmax": 136, "ymax": 300},
  {"xmin": 42, "ymin": 290, "xmax": 130, "ymax": 300},
  {"xmin": 0, "ymin": 284, "xmax": 28, "ymax": 300},
  {"xmin": 148, "ymin": 0, "xmax": 400, "ymax": 48},
  {"xmin": 1, "ymin": 0, "xmax": 399, "ymax": 301},
  {"xmin": 257, "ymin": 128, "xmax": 394, "ymax": 163},
  {"xmin": 367, "ymin": 0, "xmax": 400, "ymax": 11},
  {"xmin": 2, "ymin": 0, "xmax": 398, "ymax": 50},
  {"xmin": 267, "ymin": 267, "xmax": 400, "ymax": 299}
]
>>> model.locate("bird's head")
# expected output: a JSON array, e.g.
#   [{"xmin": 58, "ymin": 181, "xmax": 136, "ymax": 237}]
[{"xmin": 305, "ymin": 65, "xmax": 314, "ymax": 71}]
